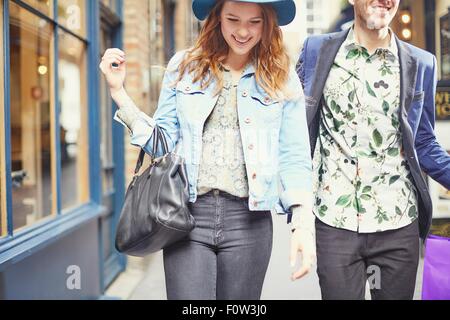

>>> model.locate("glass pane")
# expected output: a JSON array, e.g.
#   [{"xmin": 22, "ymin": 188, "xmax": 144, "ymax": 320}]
[
  {"xmin": 0, "ymin": 0, "xmax": 5, "ymax": 237},
  {"xmin": 57, "ymin": 0, "xmax": 86, "ymax": 38},
  {"xmin": 10, "ymin": 1, "xmax": 55, "ymax": 230},
  {"xmin": 58, "ymin": 29, "xmax": 89, "ymax": 211},
  {"xmin": 21, "ymin": 0, "xmax": 52, "ymax": 17},
  {"xmin": 99, "ymin": 27, "xmax": 114, "ymax": 193}
]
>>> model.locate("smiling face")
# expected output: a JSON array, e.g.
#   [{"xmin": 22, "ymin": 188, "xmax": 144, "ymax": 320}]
[
  {"xmin": 220, "ymin": 1, "xmax": 264, "ymax": 60},
  {"xmin": 350, "ymin": 0, "xmax": 400, "ymax": 30}
]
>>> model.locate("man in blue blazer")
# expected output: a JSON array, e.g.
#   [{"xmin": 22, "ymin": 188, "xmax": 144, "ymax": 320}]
[{"xmin": 296, "ymin": 0, "xmax": 450, "ymax": 299}]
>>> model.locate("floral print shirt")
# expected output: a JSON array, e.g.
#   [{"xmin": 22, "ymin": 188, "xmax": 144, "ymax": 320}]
[
  {"xmin": 312, "ymin": 28, "xmax": 418, "ymax": 232},
  {"xmin": 197, "ymin": 69, "xmax": 249, "ymax": 198}
]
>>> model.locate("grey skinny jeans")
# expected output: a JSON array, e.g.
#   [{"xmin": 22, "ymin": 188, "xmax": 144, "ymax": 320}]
[{"xmin": 163, "ymin": 189, "xmax": 273, "ymax": 300}]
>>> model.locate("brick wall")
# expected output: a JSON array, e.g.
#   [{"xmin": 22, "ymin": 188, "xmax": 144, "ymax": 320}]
[{"xmin": 123, "ymin": 0, "xmax": 151, "ymax": 184}]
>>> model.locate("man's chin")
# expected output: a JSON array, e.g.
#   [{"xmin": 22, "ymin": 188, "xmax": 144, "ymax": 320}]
[{"xmin": 366, "ymin": 18, "xmax": 391, "ymax": 30}]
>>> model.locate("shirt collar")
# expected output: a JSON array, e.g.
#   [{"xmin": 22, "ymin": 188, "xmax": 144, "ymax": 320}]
[{"xmin": 344, "ymin": 26, "xmax": 398, "ymax": 61}]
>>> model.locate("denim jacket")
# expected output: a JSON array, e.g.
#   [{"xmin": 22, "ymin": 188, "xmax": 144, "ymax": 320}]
[{"xmin": 114, "ymin": 50, "xmax": 312, "ymax": 214}]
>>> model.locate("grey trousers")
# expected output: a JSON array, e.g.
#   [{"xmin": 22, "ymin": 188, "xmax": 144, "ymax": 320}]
[
  {"xmin": 316, "ymin": 218, "xmax": 420, "ymax": 300},
  {"xmin": 163, "ymin": 189, "xmax": 273, "ymax": 300}
]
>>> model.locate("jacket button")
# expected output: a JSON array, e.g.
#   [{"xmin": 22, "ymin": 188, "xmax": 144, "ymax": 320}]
[
  {"xmin": 185, "ymin": 86, "xmax": 191, "ymax": 92},
  {"xmin": 242, "ymin": 91, "xmax": 248, "ymax": 97},
  {"xmin": 252, "ymin": 173, "xmax": 257, "ymax": 180},
  {"xmin": 245, "ymin": 117, "xmax": 251, "ymax": 124},
  {"xmin": 248, "ymin": 144, "xmax": 254, "ymax": 150},
  {"xmin": 264, "ymin": 97, "xmax": 271, "ymax": 104}
]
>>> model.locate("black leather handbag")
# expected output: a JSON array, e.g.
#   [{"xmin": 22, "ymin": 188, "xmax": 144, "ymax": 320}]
[{"xmin": 115, "ymin": 125, "xmax": 195, "ymax": 257}]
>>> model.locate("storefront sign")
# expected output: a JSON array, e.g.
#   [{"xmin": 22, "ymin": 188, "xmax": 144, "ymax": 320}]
[
  {"xmin": 440, "ymin": 12, "xmax": 450, "ymax": 80},
  {"xmin": 436, "ymin": 87, "xmax": 450, "ymax": 120}
]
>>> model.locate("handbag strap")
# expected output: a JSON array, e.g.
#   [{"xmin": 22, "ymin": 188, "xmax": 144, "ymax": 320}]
[
  {"xmin": 156, "ymin": 125, "xmax": 169, "ymax": 155},
  {"xmin": 133, "ymin": 125, "xmax": 170, "ymax": 175},
  {"xmin": 134, "ymin": 149, "xmax": 146, "ymax": 175}
]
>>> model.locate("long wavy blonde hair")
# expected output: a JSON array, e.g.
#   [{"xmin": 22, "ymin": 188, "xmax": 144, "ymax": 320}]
[{"xmin": 175, "ymin": 0, "xmax": 291, "ymax": 100}]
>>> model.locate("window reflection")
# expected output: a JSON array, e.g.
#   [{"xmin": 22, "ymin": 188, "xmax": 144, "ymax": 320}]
[
  {"xmin": 58, "ymin": 0, "xmax": 86, "ymax": 37},
  {"xmin": 58, "ymin": 29, "xmax": 89, "ymax": 211},
  {"xmin": 10, "ymin": 2, "xmax": 55, "ymax": 229},
  {"xmin": 21, "ymin": 0, "xmax": 52, "ymax": 17}
]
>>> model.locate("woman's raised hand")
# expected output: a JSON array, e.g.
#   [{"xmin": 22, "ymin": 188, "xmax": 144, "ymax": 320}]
[{"xmin": 99, "ymin": 48, "xmax": 126, "ymax": 95}]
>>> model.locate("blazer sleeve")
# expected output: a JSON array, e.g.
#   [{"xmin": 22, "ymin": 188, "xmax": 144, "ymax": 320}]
[{"xmin": 416, "ymin": 55, "xmax": 450, "ymax": 189}]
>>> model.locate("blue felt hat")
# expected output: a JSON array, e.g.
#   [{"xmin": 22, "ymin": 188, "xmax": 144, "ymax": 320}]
[{"xmin": 192, "ymin": 0, "xmax": 296, "ymax": 26}]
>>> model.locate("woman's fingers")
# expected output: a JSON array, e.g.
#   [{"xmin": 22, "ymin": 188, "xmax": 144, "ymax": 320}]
[
  {"xmin": 102, "ymin": 55, "xmax": 125, "ymax": 67},
  {"xmin": 101, "ymin": 58, "xmax": 121, "ymax": 69},
  {"xmin": 292, "ymin": 264, "xmax": 310, "ymax": 280},
  {"xmin": 292, "ymin": 251, "xmax": 313, "ymax": 280},
  {"xmin": 104, "ymin": 48, "xmax": 125, "ymax": 57},
  {"xmin": 99, "ymin": 58, "xmax": 124, "ymax": 74},
  {"xmin": 290, "ymin": 241, "xmax": 298, "ymax": 268},
  {"xmin": 100, "ymin": 49, "xmax": 126, "ymax": 73},
  {"xmin": 101, "ymin": 55, "xmax": 125, "ymax": 67},
  {"xmin": 102, "ymin": 53, "xmax": 125, "ymax": 61}
]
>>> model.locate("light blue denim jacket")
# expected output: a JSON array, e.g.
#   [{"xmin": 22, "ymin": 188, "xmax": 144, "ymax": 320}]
[{"xmin": 114, "ymin": 50, "xmax": 312, "ymax": 214}]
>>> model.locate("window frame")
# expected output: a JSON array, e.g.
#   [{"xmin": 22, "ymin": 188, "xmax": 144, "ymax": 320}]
[
  {"xmin": 0, "ymin": 0, "xmax": 7, "ymax": 237},
  {"xmin": 0, "ymin": 0, "xmax": 116, "ymax": 267}
]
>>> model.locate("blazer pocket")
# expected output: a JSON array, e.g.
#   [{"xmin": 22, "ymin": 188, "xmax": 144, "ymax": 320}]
[{"xmin": 412, "ymin": 91, "xmax": 424, "ymax": 102}]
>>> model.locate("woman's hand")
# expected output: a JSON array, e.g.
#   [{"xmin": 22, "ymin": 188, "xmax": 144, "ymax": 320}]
[
  {"xmin": 290, "ymin": 228, "xmax": 316, "ymax": 280},
  {"xmin": 289, "ymin": 205, "xmax": 316, "ymax": 281},
  {"xmin": 99, "ymin": 48, "xmax": 126, "ymax": 95}
]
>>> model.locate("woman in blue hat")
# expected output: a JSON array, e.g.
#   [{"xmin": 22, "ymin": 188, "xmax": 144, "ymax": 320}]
[{"xmin": 100, "ymin": 0, "xmax": 315, "ymax": 300}]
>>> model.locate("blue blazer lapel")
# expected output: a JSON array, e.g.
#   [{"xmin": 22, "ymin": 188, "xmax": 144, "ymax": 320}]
[
  {"xmin": 308, "ymin": 29, "xmax": 350, "ymax": 126},
  {"xmin": 396, "ymin": 36, "xmax": 418, "ymax": 119}
]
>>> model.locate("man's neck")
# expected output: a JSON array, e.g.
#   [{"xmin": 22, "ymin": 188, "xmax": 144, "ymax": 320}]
[{"xmin": 353, "ymin": 21, "xmax": 391, "ymax": 54}]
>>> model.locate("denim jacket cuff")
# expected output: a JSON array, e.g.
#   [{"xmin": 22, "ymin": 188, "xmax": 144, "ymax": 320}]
[
  {"xmin": 280, "ymin": 189, "xmax": 313, "ymax": 214},
  {"xmin": 113, "ymin": 109, "xmax": 156, "ymax": 147}
]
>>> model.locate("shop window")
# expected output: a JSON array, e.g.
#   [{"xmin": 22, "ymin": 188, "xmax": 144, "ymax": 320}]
[
  {"xmin": 57, "ymin": 0, "xmax": 86, "ymax": 38},
  {"xmin": 58, "ymin": 29, "xmax": 89, "ymax": 212},
  {"xmin": 7, "ymin": 0, "xmax": 90, "ymax": 229},
  {"xmin": 21, "ymin": 0, "xmax": 52, "ymax": 17},
  {"xmin": 0, "ymin": 1, "xmax": 5, "ymax": 237},
  {"xmin": 9, "ymin": 1, "xmax": 56, "ymax": 229}
]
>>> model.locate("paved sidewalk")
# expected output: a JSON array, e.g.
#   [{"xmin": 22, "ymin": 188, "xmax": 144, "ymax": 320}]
[{"xmin": 106, "ymin": 214, "xmax": 425, "ymax": 300}]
